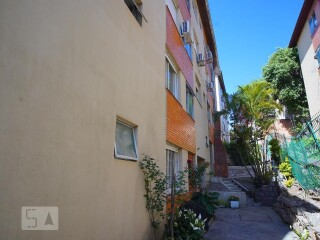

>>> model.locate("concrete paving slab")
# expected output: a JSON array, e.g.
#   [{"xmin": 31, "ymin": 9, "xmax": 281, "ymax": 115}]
[{"xmin": 205, "ymin": 206, "xmax": 299, "ymax": 240}]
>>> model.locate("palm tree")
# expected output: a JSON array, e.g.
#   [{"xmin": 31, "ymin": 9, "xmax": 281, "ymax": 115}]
[{"xmin": 219, "ymin": 80, "xmax": 282, "ymax": 186}]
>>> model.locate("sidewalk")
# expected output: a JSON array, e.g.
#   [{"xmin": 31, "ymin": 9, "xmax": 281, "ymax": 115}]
[{"xmin": 205, "ymin": 205, "xmax": 299, "ymax": 240}]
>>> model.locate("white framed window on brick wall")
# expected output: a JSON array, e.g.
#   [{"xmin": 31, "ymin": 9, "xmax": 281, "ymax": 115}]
[
  {"xmin": 186, "ymin": 85, "xmax": 194, "ymax": 118},
  {"xmin": 166, "ymin": 59, "xmax": 180, "ymax": 100},
  {"xmin": 115, "ymin": 119, "xmax": 138, "ymax": 161}
]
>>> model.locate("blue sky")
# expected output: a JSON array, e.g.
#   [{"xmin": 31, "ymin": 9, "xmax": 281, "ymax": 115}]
[{"xmin": 209, "ymin": 0, "xmax": 304, "ymax": 94}]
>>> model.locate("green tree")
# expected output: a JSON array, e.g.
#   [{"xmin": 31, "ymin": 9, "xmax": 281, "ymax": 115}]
[
  {"xmin": 262, "ymin": 47, "xmax": 309, "ymax": 128},
  {"xmin": 218, "ymin": 80, "xmax": 282, "ymax": 186}
]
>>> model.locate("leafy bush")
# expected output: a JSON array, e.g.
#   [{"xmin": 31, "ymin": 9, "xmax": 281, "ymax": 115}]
[
  {"xmin": 269, "ymin": 138, "xmax": 281, "ymax": 165},
  {"xmin": 167, "ymin": 209, "xmax": 206, "ymax": 240},
  {"xmin": 285, "ymin": 178, "xmax": 295, "ymax": 188},
  {"xmin": 181, "ymin": 200, "xmax": 210, "ymax": 231},
  {"xmin": 190, "ymin": 191, "xmax": 219, "ymax": 217},
  {"xmin": 217, "ymin": 199, "xmax": 229, "ymax": 207},
  {"xmin": 261, "ymin": 170, "xmax": 274, "ymax": 184},
  {"xmin": 279, "ymin": 157, "xmax": 293, "ymax": 178},
  {"xmin": 139, "ymin": 155, "xmax": 166, "ymax": 240},
  {"xmin": 254, "ymin": 170, "xmax": 274, "ymax": 187}
]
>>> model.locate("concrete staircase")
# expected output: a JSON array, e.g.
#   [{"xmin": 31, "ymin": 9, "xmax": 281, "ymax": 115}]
[
  {"xmin": 222, "ymin": 178, "xmax": 243, "ymax": 192},
  {"xmin": 222, "ymin": 178, "xmax": 255, "ymax": 207}
]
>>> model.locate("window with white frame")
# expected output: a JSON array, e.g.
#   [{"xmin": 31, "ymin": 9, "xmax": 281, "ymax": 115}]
[
  {"xmin": 309, "ymin": 11, "xmax": 318, "ymax": 35},
  {"xmin": 166, "ymin": 148, "xmax": 180, "ymax": 189},
  {"xmin": 115, "ymin": 120, "xmax": 138, "ymax": 160},
  {"xmin": 186, "ymin": 85, "xmax": 194, "ymax": 118},
  {"xmin": 166, "ymin": 59, "xmax": 180, "ymax": 100},
  {"xmin": 183, "ymin": 38, "xmax": 192, "ymax": 61}
]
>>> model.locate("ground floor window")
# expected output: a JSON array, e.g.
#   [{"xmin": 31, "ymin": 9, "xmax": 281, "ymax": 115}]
[
  {"xmin": 114, "ymin": 120, "xmax": 138, "ymax": 160},
  {"xmin": 166, "ymin": 148, "xmax": 180, "ymax": 189}
]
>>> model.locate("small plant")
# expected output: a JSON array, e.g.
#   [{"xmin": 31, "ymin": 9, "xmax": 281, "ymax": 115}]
[
  {"xmin": 279, "ymin": 157, "xmax": 293, "ymax": 178},
  {"xmin": 228, "ymin": 195, "xmax": 239, "ymax": 201},
  {"xmin": 217, "ymin": 199, "xmax": 229, "ymax": 207},
  {"xmin": 279, "ymin": 157, "xmax": 295, "ymax": 188},
  {"xmin": 290, "ymin": 226, "xmax": 309, "ymax": 240},
  {"xmin": 180, "ymin": 200, "xmax": 210, "ymax": 231},
  {"xmin": 166, "ymin": 209, "xmax": 206, "ymax": 240},
  {"xmin": 139, "ymin": 155, "xmax": 167, "ymax": 240},
  {"xmin": 285, "ymin": 178, "xmax": 295, "ymax": 188}
]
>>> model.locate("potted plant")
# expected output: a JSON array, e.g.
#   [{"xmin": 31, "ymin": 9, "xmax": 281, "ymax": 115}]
[{"xmin": 228, "ymin": 195, "xmax": 240, "ymax": 209}]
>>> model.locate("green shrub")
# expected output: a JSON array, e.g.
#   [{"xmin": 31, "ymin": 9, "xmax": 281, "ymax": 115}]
[
  {"xmin": 261, "ymin": 170, "xmax": 274, "ymax": 184},
  {"xmin": 139, "ymin": 155, "xmax": 166, "ymax": 240},
  {"xmin": 269, "ymin": 138, "xmax": 281, "ymax": 165},
  {"xmin": 279, "ymin": 157, "xmax": 293, "ymax": 178},
  {"xmin": 191, "ymin": 191, "xmax": 219, "ymax": 217},
  {"xmin": 285, "ymin": 178, "xmax": 295, "ymax": 188},
  {"xmin": 181, "ymin": 201, "xmax": 210, "ymax": 231},
  {"xmin": 217, "ymin": 199, "xmax": 229, "ymax": 207},
  {"xmin": 168, "ymin": 209, "xmax": 206, "ymax": 240}
]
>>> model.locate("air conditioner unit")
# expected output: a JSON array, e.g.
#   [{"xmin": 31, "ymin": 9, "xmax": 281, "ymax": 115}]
[
  {"xmin": 180, "ymin": 21, "xmax": 192, "ymax": 44},
  {"xmin": 206, "ymin": 50, "xmax": 213, "ymax": 63},
  {"xmin": 197, "ymin": 53, "xmax": 205, "ymax": 66},
  {"xmin": 207, "ymin": 82, "xmax": 214, "ymax": 92}
]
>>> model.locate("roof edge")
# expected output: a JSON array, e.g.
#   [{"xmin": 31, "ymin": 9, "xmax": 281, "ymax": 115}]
[{"xmin": 289, "ymin": 0, "xmax": 314, "ymax": 47}]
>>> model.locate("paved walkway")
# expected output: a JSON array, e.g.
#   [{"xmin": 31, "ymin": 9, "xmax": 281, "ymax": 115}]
[{"xmin": 205, "ymin": 205, "xmax": 299, "ymax": 240}]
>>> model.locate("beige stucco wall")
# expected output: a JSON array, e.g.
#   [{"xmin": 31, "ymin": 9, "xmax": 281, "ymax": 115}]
[
  {"xmin": 297, "ymin": 21, "xmax": 320, "ymax": 117},
  {"xmin": 0, "ymin": 1, "xmax": 166, "ymax": 239},
  {"xmin": 190, "ymin": 2, "xmax": 211, "ymax": 166}
]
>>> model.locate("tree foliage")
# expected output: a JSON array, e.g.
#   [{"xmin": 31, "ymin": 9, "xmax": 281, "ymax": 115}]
[
  {"xmin": 268, "ymin": 138, "xmax": 281, "ymax": 165},
  {"xmin": 262, "ymin": 47, "xmax": 309, "ymax": 125},
  {"xmin": 139, "ymin": 155, "xmax": 167, "ymax": 240},
  {"xmin": 219, "ymin": 80, "xmax": 281, "ymax": 186}
]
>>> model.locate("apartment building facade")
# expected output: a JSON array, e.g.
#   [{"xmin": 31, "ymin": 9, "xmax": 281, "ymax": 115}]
[
  {"xmin": 0, "ymin": 1, "xmax": 166, "ymax": 239},
  {"xmin": 289, "ymin": 0, "xmax": 320, "ymax": 118},
  {"xmin": 0, "ymin": 0, "xmax": 227, "ymax": 239},
  {"xmin": 165, "ymin": 0, "xmax": 228, "ymax": 182}
]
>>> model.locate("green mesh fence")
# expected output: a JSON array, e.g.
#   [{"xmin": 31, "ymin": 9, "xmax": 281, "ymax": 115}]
[{"xmin": 282, "ymin": 111, "xmax": 320, "ymax": 190}]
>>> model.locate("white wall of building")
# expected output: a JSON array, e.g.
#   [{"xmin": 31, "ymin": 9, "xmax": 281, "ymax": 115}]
[{"xmin": 297, "ymin": 21, "xmax": 320, "ymax": 117}]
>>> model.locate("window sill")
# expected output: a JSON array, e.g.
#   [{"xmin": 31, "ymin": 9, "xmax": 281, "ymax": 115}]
[{"xmin": 114, "ymin": 155, "xmax": 138, "ymax": 162}]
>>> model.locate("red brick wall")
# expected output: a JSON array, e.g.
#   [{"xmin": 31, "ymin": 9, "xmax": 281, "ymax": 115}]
[
  {"xmin": 208, "ymin": 124, "xmax": 214, "ymax": 143},
  {"xmin": 214, "ymin": 119, "xmax": 228, "ymax": 177},
  {"xmin": 177, "ymin": 0, "xmax": 191, "ymax": 21},
  {"xmin": 166, "ymin": 7, "xmax": 194, "ymax": 89},
  {"xmin": 166, "ymin": 90, "xmax": 196, "ymax": 153}
]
